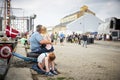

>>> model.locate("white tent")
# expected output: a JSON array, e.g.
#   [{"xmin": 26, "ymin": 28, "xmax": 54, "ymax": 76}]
[{"xmin": 67, "ymin": 13, "xmax": 103, "ymax": 33}]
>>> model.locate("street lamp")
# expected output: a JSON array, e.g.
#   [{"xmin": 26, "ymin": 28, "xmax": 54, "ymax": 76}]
[
  {"xmin": 30, "ymin": 14, "xmax": 36, "ymax": 31},
  {"xmin": 30, "ymin": 14, "xmax": 36, "ymax": 19}
]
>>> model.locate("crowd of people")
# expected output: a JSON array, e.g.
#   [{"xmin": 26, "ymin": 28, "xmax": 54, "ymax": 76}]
[
  {"xmin": 50, "ymin": 32, "xmax": 65, "ymax": 46},
  {"xmin": 66, "ymin": 33, "xmax": 82, "ymax": 44},
  {"xmin": 66, "ymin": 32, "xmax": 95, "ymax": 47},
  {"xmin": 66, "ymin": 32, "xmax": 114, "ymax": 45},
  {"xmin": 96, "ymin": 33, "xmax": 112, "ymax": 41}
]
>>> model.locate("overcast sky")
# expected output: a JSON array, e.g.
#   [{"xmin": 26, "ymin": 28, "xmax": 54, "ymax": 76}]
[{"xmin": 2, "ymin": 0, "xmax": 120, "ymax": 27}]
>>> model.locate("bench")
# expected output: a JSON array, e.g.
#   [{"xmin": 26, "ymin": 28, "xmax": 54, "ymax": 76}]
[
  {"xmin": 24, "ymin": 45, "xmax": 39, "ymax": 58},
  {"xmin": 27, "ymin": 52, "xmax": 39, "ymax": 58}
]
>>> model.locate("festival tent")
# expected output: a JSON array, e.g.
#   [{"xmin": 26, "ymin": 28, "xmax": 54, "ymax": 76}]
[{"xmin": 66, "ymin": 13, "xmax": 103, "ymax": 34}]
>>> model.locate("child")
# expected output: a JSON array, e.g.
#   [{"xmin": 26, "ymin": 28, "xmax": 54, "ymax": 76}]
[
  {"xmin": 20, "ymin": 35, "xmax": 27, "ymax": 45},
  {"xmin": 37, "ymin": 52, "xmax": 58, "ymax": 76}
]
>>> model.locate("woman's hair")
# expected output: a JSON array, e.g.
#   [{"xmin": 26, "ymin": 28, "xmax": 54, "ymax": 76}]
[
  {"xmin": 40, "ymin": 26, "xmax": 47, "ymax": 34},
  {"xmin": 36, "ymin": 25, "xmax": 42, "ymax": 32},
  {"xmin": 49, "ymin": 52, "xmax": 56, "ymax": 61}
]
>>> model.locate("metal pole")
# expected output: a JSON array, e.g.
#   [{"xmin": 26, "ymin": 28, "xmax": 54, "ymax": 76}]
[
  {"xmin": 22, "ymin": 10, "xmax": 25, "ymax": 32},
  {"xmin": 30, "ymin": 17, "xmax": 32, "ymax": 31},
  {"xmin": 4, "ymin": 0, "xmax": 6, "ymax": 36}
]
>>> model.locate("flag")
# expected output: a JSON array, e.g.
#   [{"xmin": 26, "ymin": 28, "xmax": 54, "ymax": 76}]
[{"xmin": 5, "ymin": 25, "xmax": 19, "ymax": 38}]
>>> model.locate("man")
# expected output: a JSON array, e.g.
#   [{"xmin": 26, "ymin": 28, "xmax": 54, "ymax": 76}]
[
  {"xmin": 53, "ymin": 32, "xmax": 58, "ymax": 45},
  {"xmin": 82, "ymin": 34, "xmax": 88, "ymax": 48},
  {"xmin": 50, "ymin": 33, "xmax": 54, "ymax": 43},
  {"xmin": 59, "ymin": 32, "xmax": 65, "ymax": 46},
  {"xmin": 29, "ymin": 25, "xmax": 54, "ymax": 54}
]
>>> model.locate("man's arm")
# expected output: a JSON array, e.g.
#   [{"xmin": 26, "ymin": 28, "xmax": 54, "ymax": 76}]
[{"xmin": 40, "ymin": 39, "xmax": 51, "ymax": 44}]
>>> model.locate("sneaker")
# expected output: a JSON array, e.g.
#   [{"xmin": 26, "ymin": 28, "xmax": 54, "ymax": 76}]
[
  {"xmin": 50, "ymin": 70, "xmax": 58, "ymax": 75},
  {"xmin": 51, "ymin": 70, "xmax": 58, "ymax": 75},
  {"xmin": 45, "ymin": 72, "xmax": 54, "ymax": 76}
]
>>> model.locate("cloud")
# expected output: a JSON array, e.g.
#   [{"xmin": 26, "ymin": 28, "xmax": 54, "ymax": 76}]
[
  {"xmin": 95, "ymin": 1, "xmax": 120, "ymax": 20},
  {"xmin": 78, "ymin": 0, "xmax": 120, "ymax": 21},
  {"xmin": 82, "ymin": 0, "xmax": 120, "ymax": 4}
]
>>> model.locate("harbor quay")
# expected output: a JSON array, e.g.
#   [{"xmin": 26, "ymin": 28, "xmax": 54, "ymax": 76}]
[{"xmin": 5, "ymin": 40, "xmax": 120, "ymax": 80}]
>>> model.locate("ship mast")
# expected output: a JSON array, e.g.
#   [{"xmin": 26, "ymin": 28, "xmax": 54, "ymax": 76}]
[
  {"xmin": 6, "ymin": 0, "xmax": 11, "ymax": 26},
  {"xmin": 4, "ymin": 0, "xmax": 6, "ymax": 36},
  {"xmin": 4, "ymin": 0, "xmax": 11, "ymax": 36}
]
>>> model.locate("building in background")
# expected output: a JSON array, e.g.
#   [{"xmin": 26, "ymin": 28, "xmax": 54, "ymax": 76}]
[
  {"xmin": 53, "ymin": 5, "xmax": 95, "ymax": 34},
  {"xmin": 47, "ymin": 26, "xmax": 53, "ymax": 35},
  {"xmin": 67, "ymin": 13, "xmax": 103, "ymax": 34},
  {"xmin": 60, "ymin": 5, "xmax": 95, "ymax": 24}
]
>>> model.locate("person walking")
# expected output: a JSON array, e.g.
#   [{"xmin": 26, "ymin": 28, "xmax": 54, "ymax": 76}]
[
  {"xmin": 78, "ymin": 34, "xmax": 81, "ymax": 45},
  {"xmin": 59, "ymin": 32, "xmax": 65, "ymax": 46},
  {"xmin": 50, "ymin": 33, "xmax": 54, "ymax": 44},
  {"xmin": 53, "ymin": 32, "xmax": 58, "ymax": 45},
  {"xmin": 82, "ymin": 34, "xmax": 88, "ymax": 48}
]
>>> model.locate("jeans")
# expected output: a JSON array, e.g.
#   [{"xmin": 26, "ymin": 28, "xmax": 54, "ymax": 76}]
[
  {"xmin": 32, "ymin": 46, "xmax": 54, "ymax": 54},
  {"xmin": 82, "ymin": 40, "xmax": 87, "ymax": 48},
  {"xmin": 32, "ymin": 64, "xmax": 46, "ymax": 74},
  {"xmin": 12, "ymin": 52, "xmax": 37, "ymax": 62}
]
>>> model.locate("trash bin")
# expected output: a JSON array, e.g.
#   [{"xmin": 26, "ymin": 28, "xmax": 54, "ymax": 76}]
[
  {"xmin": 87, "ymin": 38, "xmax": 94, "ymax": 44},
  {"xmin": 91, "ymin": 38, "xmax": 94, "ymax": 43},
  {"xmin": 87, "ymin": 38, "xmax": 91, "ymax": 44}
]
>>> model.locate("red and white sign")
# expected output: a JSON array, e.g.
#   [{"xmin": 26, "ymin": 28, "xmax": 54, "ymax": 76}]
[{"xmin": 0, "ymin": 46, "xmax": 12, "ymax": 59}]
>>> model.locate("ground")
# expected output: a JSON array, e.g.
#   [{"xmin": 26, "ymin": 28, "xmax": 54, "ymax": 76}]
[{"xmin": 5, "ymin": 40, "xmax": 120, "ymax": 80}]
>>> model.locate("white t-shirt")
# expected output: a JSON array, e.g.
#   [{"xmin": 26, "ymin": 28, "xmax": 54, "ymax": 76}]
[{"xmin": 37, "ymin": 53, "xmax": 48, "ymax": 63}]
